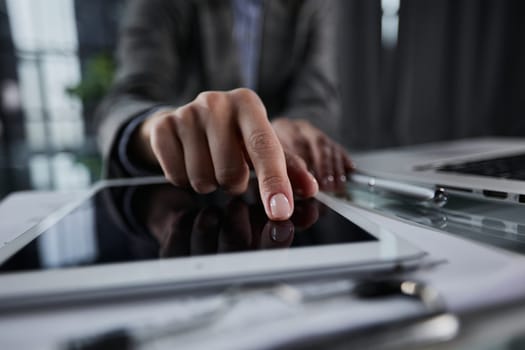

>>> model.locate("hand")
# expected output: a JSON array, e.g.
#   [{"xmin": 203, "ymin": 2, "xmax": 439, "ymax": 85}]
[
  {"xmin": 271, "ymin": 118, "xmax": 354, "ymax": 193},
  {"xmin": 132, "ymin": 88, "xmax": 318, "ymax": 221}
]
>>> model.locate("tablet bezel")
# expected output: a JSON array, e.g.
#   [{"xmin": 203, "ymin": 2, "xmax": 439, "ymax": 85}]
[{"xmin": 0, "ymin": 177, "xmax": 426, "ymax": 309}]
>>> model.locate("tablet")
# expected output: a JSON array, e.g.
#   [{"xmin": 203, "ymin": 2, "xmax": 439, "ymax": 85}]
[{"xmin": 0, "ymin": 177, "xmax": 425, "ymax": 309}]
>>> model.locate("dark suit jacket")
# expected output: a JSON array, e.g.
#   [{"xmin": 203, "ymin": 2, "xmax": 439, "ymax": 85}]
[{"xmin": 96, "ymin": 0, "xmax": 341, "ymax": 177}]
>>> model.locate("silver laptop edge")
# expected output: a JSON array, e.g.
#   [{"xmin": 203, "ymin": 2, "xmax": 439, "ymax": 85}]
[{"xmin": 352, "ymin": 137, "xmax": 525, "ymax": 204}]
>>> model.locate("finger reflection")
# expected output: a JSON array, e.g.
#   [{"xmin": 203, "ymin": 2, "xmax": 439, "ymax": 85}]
[
  {"xmin": 291, "ymin": 198, "xmax": 319, "ymax": 230},
  {"xmin": 142, "ymin": 184, "xmax": 321, "ymax": 258},
  {"xmin": 218, "ymin": 199, "xmax": 253, "ymax": 252},
  {"xmin": 191, "ymin": 206, "xmax": 221, "ymax": 255},
  {"xmin": 260, "ymin": 220, "xmax": 295, "ymax": 249},
  {"xmin": 159, "ymin": 209, "xmax": 196, "ymax": 258}
]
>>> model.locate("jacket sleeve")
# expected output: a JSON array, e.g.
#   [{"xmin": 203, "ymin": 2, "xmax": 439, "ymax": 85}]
[
  {"xmin": 280, "ymin": 0, "xmax": 341, "ymax": 140},
  {"xmin": 95, "ymin": 0, "xmax": 185, "ymax": 177}
]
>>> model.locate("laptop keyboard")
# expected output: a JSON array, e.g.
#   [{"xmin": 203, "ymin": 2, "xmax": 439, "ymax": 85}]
[{"xmin": 436, "ymin": 153, "xmax": 525, "ymax": 180}]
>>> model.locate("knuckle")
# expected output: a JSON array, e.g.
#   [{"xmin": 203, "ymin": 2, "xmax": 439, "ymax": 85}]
[
  {"xmin": 231, "ymin": 88, "xmax": 260, "ymax": 105},
  {"xmin": 294, "ymin": 137, "xmax": 308, "ymax": 151},
  {"xmin": 197, "ymin": 90, "xmax": 215, "ymax": 102},
  {"xmin": 216, "ymin": 165, "xmax": 249, "ymax": 188},
  {"xmin": 150, "ymin": 117, "xmax": 170, "ymax": 138},
  {"xmin": 261, "ymin": 174, "xmax": 286, "ymax": 192},
  {"xmin": 165, "ymin": 173, "xmax": 187, "ymax": 187},
  {"xmin": 288, "ymin": 153, "xmax": 306, "ymax": 169},
  {"xmin": 296, "ymin": 118, "xmax": 309, "ymax": 126},
  {"xmin": 295, "ymin": 120, "xmax": 314, "ymax": 135},
  {"xmin": 149, "ymin": 120, "xmax": 174, "ymax": 152},
  {"xmin": 196, "ymin": 91, "xmax": 210, "ymax": 101},
  {"xmin": 227, "ymin": 182, "xmax": 249, "ymax": 195},
  {"xmin": 197, "ymin": 91, "xmax": 226, "ymax": 110},
  {"xmin": 174, "ymin": 104, "xmax": 198, "ymax": 127},
  {"xmin": 316, "ymin": 134, "xmax": 328, "ymax": 146},
  {"xmin": 248, "ymin": 130, "xmax": 278, "ymax": 155},
  {"xmin": 303, "ymin": 137, "xmax": 314, "ymax": 152},
  {"xmin": 190, "ymin": 178, "xmax": 216, "ymax": 194}
]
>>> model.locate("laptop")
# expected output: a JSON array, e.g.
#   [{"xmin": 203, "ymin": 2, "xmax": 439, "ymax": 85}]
[{"xmin": 352, "ymin": 137, "xmax": 525, "ymax": 204}]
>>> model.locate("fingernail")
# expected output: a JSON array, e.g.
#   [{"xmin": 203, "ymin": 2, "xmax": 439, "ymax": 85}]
[
  {"xmin": 322, "ymin": 175, "xmax": 334, "ymax": 186},
  {"xmin": 269, "ymin": 193, "xmax": 292, "ymax": 220}
]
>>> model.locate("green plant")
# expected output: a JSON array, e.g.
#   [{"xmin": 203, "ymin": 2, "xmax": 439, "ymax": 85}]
[{"xmin": 67, "ymin": 53, "xmax": 115, "ymax": 102}]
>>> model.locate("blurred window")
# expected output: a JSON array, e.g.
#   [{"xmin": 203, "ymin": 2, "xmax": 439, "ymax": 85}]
[
  {"xmin": 6, "ymin": 0, "xmax": 89, "ymax": 190},
  {"xmin": 381, "ymin": 0, "xmax": 400, "ymax": 48}
]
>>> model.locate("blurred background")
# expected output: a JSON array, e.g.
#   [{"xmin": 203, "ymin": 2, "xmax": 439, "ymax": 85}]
[{"xmin": 0, "ymin": 0, "xmax": 523, "ymax": 199}]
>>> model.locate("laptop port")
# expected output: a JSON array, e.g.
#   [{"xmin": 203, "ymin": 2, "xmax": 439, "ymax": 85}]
[
  {"xmin": 439, "ymin": 185, "xmax": 472, "ymax": 193},
  {"xmin": 482, "ymin": 190, "xmax": 508, "ymax": 199}
]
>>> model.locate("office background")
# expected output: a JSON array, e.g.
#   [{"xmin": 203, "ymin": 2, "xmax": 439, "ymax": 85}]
[{"xmin": 0, "ymin": 0, "xmax": 523, "ymax": 199}]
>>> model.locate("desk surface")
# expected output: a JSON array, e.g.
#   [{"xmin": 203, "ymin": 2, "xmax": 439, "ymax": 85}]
[{"xmin": 1, "ymin": 185, "xmax": 525, "ymax": 349}]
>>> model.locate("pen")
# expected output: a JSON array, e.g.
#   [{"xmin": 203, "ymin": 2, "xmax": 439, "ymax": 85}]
[{"xmin": 349, "ymin": 172, "xmax": 447, "ymax": 206}]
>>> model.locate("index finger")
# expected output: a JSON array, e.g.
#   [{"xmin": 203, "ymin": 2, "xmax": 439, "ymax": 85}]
[{"xmin": 229, "ymin": 89, "xmax": 294, "ymax": 221}]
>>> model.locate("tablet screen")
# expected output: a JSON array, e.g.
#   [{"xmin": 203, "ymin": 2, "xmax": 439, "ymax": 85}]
[{"xmin": 0, "ymin": 181, "xmax": 376, "ymax": 274}]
